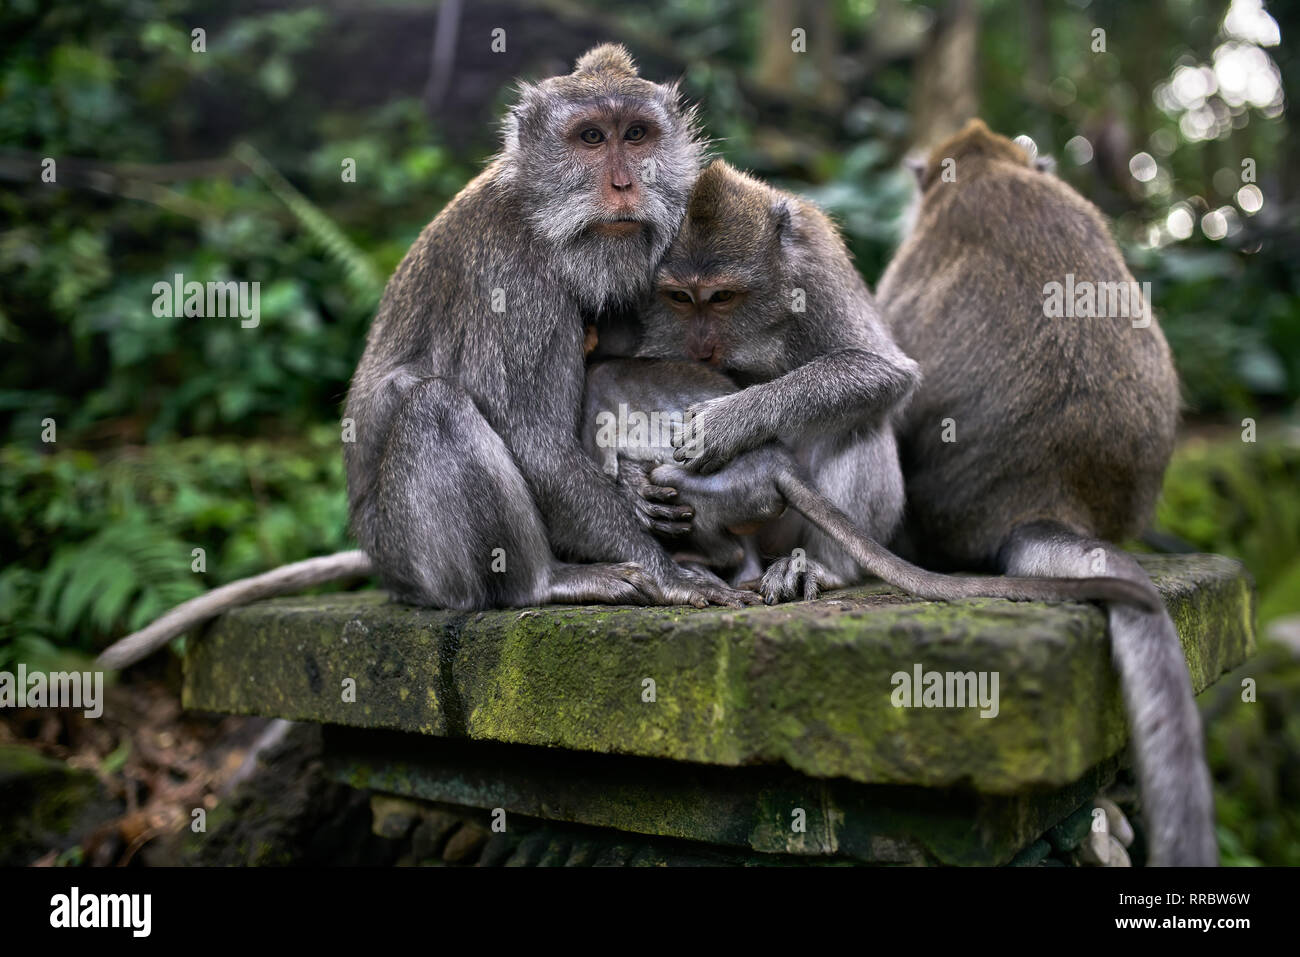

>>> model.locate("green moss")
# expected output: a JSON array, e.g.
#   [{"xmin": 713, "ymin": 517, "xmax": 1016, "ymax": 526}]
[{"xmin": 186, "ymin": 554, "xmax": 1253, "ymax": 794}]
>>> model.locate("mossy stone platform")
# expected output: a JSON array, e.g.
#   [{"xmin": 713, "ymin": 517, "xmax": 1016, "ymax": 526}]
[{"xmin": 183, "ymin": 553, "xmax": 1255, "ymax": 865}]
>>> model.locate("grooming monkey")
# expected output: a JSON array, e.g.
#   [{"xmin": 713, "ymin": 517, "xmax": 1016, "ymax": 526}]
[
  {"xmin": 585, "ymin": 358, "xmax": 1158, "ymax": 609},
  {"xmin": 876, "ymin": 119, "xmax": 1213, "ymax": 865},
  {"xmin": 631, "ymin": 158, "xmax": 919, "ymax": 602},
  {"xmin": 97, "ymin": 45, "xmax": 763, "ymax": 671}
]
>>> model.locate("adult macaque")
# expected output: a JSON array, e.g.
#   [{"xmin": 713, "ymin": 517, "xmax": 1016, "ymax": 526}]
[
  {"xmin": 343, "ymin": 44, "xmax": 760, "ymax": 611},
  {"xmin": 633, "ymin": 159, "xmax": 919, "ymax": 602},
  {"xmin": 876, "ymin": 119, "xmax": 1213, "ymax": 866},
  {"xmin": 97, "ymin": 45, "xmax": 757, "ymax": 671}
]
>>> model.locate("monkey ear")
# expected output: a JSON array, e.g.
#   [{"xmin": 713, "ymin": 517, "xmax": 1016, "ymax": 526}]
[
  {"xmin": 770, "ymin": 197, "xmax": 795, "ymax": 245},
  {"xmin": 1035, "ymin": 154, "xmax": 1058, "ymax": 175},
  {"xmin": 504, "ymin": 81, "xmax": 545, "ymax": 151},
  {"xmin": 903, "ymin": 155, "xmax": 926, "ymax": 186}
]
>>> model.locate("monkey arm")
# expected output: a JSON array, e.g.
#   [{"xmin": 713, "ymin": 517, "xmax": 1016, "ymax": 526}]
[{"xmin": 674, "ymin": 348, "xmax": 919, "ymax": 473}]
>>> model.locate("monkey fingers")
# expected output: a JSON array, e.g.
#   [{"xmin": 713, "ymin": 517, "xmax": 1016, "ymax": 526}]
[
  {"xmin": 638, "ymin": 482, "xmax": 680, "ymax": 503},
  {"xmin": 759, "ymin": 555, "xmax": 831, "ymax": 605},
  {"xmin": 616, "ymin": 458, "xmax": 693, "ymax": 535},
  {"xmin": 671, "ymin": 395, "xmax": 749, "ymax": 474},
  {"xmin": 618, "ymin": 458, "xmax": 678, "ymax": 501},
  {"xmin": 639, "ymin": 500, "xmax": 694, "ymax": 537}
]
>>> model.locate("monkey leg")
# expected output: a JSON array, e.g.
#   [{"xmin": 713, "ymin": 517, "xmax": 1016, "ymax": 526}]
[
  {"xmin": 758, "ymin": 428, "xmax": 905, "ymax": 602},
  {"xmin": 999, "ymin": 520, "xmax": 1216, "ymax": 866},
  {"xmin": 361, "ymin": 377, "xmax": 648, "ymax": 609},
  {"xmin": 730, "ymin": 538, "xmax": 766, "ymax": 589}
]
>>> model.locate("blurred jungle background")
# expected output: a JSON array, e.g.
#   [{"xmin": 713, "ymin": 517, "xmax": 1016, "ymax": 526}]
[{"xmin": 1, "ymin": 0, "xmax": 1297, "ymax": 866}]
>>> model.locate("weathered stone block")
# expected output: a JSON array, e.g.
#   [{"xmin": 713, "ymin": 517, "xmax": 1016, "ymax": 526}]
[{"xmin": 184, "ymin": 554, "xmax": 1254, "ymax": 793}]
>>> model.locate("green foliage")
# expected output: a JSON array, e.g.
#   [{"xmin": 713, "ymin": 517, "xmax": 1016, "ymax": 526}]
[
  {"xmin": 1155, "ymin": 429, "xmax": 1300, "ymax": 625},
  {"xmin": 0, "ymin": 427, "xmax": 350, "ymax": 660},
  {"xmin": 0, "ymin": 0, "xmax": 473, "ymax": 444},
  {"xmin": 1202, "ymin": 643, "xmax": 1300, "ymax": 867}
]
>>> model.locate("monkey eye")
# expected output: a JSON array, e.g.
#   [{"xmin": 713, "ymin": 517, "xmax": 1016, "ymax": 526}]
[
  {"xmin": 668, "ymin": 290, "xmax": 692, "ymax": 304},
  {"xmin": 580, "ymin": 128, "xmax": 605, "ymax": 145},
  {"xmin": 624, "ymin": 125, "xmax": 647, "ymax": 142},
  {"xmin": 710, "ymin": 290, "xmax": 735, "ymax": 303}
]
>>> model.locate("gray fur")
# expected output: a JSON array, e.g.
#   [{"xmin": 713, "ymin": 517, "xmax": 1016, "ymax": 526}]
[
  {"xmin": 585, "ymin": 359, "xmax": 1159, "ymax": 610},
  {"xmin": 632, "ymin": 160, "xmax": 919, "ymax": 599},
  {"xmin": 344, "ymin": 45, "xmax": 753, "ymax": 610}
]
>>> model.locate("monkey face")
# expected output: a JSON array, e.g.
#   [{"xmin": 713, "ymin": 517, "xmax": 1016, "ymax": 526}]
[
  {"xmin": 654, "ymin": 279, "xmax": 748, "ymax": 366},
  {"xmin": 636, "ymin": 162, "xmax": 799, "ymax": 376},
  {"xmin": 502, "ymin": 47, "xmax": 704, "ymax": 311},
  {"xmin": 563, "ymin": 108, "xmax": 661, "ymax": 233}
]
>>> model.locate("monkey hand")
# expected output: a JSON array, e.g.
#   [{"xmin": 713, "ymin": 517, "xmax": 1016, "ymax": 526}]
[
  {"xmin": 617, "ymin": 459, "xmax": 694, "ymax": 537},
  {"xmin": 759, "ymin": 555, "xmax": 836, "ymax": 604},
  {"xmin": 672, "ymin": 394, "xmax": 753, "ymax": 473}
]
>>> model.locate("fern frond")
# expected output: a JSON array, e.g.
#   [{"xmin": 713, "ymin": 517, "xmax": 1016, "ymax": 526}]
[{"xmin": 234, "ymin": 141, "xmax": 384, "ymax": 310}]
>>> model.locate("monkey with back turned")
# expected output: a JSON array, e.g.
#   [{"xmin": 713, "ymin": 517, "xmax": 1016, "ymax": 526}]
[{"xmin": 876, "ymin": 119, "xmax": 1214, "ymax": 866}]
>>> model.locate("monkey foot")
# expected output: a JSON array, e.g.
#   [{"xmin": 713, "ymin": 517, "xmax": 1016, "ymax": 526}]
[{"xmin": 760, "ymin": 556, "xmax": 835, "ymax": 604}]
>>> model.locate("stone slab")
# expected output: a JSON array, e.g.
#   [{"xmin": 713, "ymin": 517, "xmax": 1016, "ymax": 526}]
[
  {"xmin": 183, "ymin": 554, "xmax": 1254, "ymax": 792},
  {"xmin": 325, "ymin": 727, "xmax": 1121, "ymax": 866}
]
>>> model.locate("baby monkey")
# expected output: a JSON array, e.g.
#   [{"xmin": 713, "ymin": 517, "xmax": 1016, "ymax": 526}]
[{"xmin": 585, "ymin": 358, "xmax": 1157, "ymax": 610}]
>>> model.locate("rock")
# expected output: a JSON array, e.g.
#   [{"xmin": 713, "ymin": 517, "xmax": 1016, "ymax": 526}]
[
  {"xmin": 0, "ymin": 743, "xmax": 121, "ymax": 866},
  {"xmin": 409, "ymin": 809, "xmax": 464, "ymax": 861},
  {"xmin": 327, "ymin": 724, "xmax": 1120, "ymax": 866},
  {"xmin": 1095, "ymin": 797, "xmax": 1134, "ymax": 848},
  {"xmin": 369, "ymin": 794, "xmax": 423, "ymax": 839},
  {"xmin": 441, "ymin": 821, "xmax": 489, "ymax": 863},
  {"xmin": 0, "ymin": 738, "xmax": 122, "ymax": 868},
  {"xmin": 163, "ymin": 723, "xmax": 401, "ymax": 866},
  {"xmin": 185, "ymin": 554, "xmax": 1255, "ymax": 794},
  {"xmin": 1105, "ymin": 836, "xmax": 1132, "ymax": 867},
  {"xmin": 1046, "ymin": 804, "xmax": 1094, "ymax": 853}
]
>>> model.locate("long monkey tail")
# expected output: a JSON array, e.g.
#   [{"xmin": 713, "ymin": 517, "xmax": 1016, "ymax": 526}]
[
  {"xmin": 96, "ymin": 550, "xmax": 374, "ymax": 670},
  {"xmin": 999, "ymin": 520, "xmax": 1217, "ymax": 866},
  {"xmin": 774, "ymin": 473, "xmax": 1161, "ymax": 610}
]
